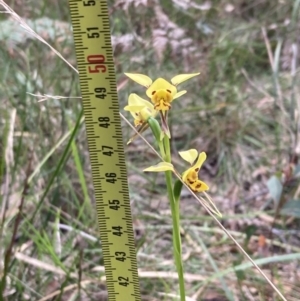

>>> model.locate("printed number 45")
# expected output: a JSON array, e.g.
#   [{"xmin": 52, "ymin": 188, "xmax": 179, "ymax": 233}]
[{"xmin": 83, "ymin": 0, "xmax": 95, "ymax": 6}]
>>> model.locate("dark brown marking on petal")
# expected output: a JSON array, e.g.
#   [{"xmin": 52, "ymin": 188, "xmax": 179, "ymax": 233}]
[
  {"xmin": 152, "ymin": 90, "xmax": 156, "ymax": 95},
  {"xmin": 195, "ymin": 183, "xmax": 202, "ymax": 188},
  {"xmin": 166, "ymin": 89, "xmax": 171, "ymax": 93},
  {"xmin": 195, "ymin": 168, "xmax": 199, "ymax": 172}
]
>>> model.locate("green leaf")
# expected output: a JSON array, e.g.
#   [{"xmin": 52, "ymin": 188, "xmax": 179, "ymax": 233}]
[
  {"xmin": 266, "ymin": 175, "xmax": 283, "ymax": 206},
  {"xmin": 173, "ymin": 179, "xmax": 183, "ymax": 203},
  {"xmin": 281, "ymin": 199, "xmax": 300, "ymax": 218}
]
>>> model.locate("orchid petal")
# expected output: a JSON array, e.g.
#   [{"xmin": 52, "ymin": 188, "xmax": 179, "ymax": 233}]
[
  {"xmin": 125, "ymin": 94, "xmax": 156, "ymax": 120},
  {"xmin": 128, "ymin": 93, "xmax": 153, "ymax": 109},
  {"xmin": 125, "ymin": 73, "xmax": 153, "ymax": 87},
  {"xmin": 179, "ymin": 149, "xmax": 198, "ymax": 165},
  {"xmin": 194, "ymin": 152, "xmax": 207, "ymax": 169},
  {"xmin": 171, "ymin": 73, "xmax": 200, "ymax": 86},
  {"xmin": 124, "ymin": 105, "xmax": 146, "ymax": 112},
  {"xmin": 173, "ymin": 90, "xmax": 187, "ymax": 100},
  {"xmin": 143, "ymin": 162, "xmax": 174, "ymax": 172},
  {"xmin": 124, "ymin": 104, "xmax": 145, "ymax": 120}
]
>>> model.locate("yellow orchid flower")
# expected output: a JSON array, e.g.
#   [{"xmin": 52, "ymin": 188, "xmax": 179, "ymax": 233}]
[
  {"xmin": 179, "ymin": 149, "xmax": 209, "ymax": 192},
  {"xmin": 125, "ymin": 72, "xmax": 200, "ymax": 111},
  {"xmin": 124, "ymin": 93, "xmax": 156, "ymax": 127}
]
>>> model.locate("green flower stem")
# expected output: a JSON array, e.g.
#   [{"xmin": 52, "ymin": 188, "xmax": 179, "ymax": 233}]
[
  {"xmin": 163, "ymin": 135, "xmax": 185, "ymax": 301},
  {"xmin": 158, "ymin": 141, "xmax": 166, "ymax": 159}
]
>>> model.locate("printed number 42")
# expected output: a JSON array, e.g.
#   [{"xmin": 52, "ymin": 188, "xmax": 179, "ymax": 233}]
[{"xmin": 118, "ymin": 276, "xmax": 129, "ymax": 287}]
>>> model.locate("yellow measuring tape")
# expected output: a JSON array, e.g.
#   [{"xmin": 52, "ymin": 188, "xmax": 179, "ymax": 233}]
[{"xmin": 68, "ymin": 1, "xmax": 141, "ymax": 300}]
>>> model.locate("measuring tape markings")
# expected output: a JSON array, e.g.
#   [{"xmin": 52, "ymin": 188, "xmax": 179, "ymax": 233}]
[{"xmin": 69, "ymin": 1, "xmax": 141, "ymax": 300}]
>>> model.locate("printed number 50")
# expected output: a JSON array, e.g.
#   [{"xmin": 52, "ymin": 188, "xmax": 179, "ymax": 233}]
[{"xmin": 87, "ymin": 55, "xmax": 106, "ymax": 73}]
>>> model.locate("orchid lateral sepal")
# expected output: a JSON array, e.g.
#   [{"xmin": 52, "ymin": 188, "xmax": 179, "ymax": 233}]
[
  {"xmin": 160, "ymin": 111, "xmax": 171, "ymax": 139},
  {"xmin": 126, "ymin": 122, "xmax": 149, "ymax": 145}
]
